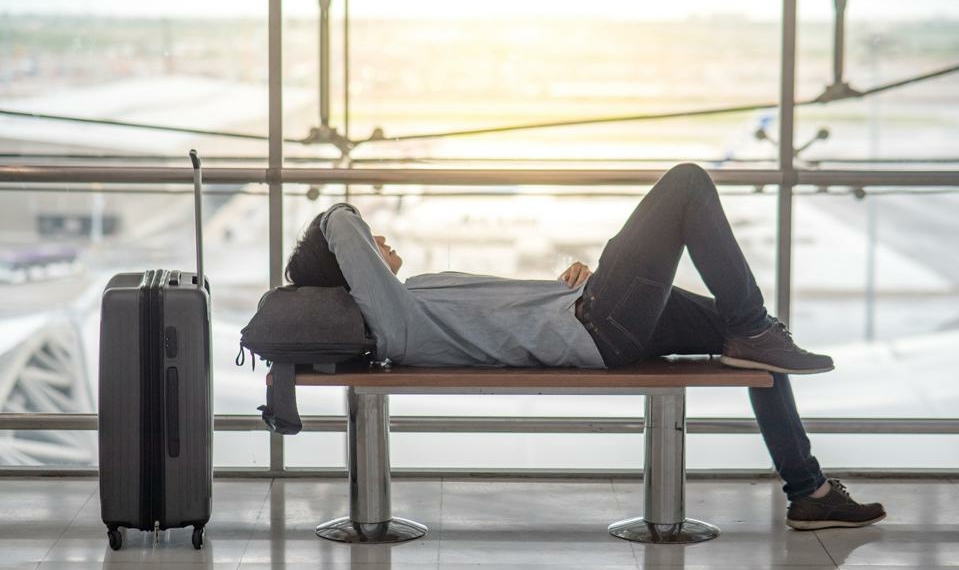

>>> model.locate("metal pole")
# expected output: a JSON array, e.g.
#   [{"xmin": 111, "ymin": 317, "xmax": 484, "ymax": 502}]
[
  {"xmin": 3, "ymin": 166, "xmax": 959, "ymax": 187},
  {"xmin": 865, "ymin": 35, "xmax": 882, "ymax": 342},
  {"xmin": 343, "ymin": 0, "xmax": 350, "ymax": 141},
  {"xmin": 319, "ymin": 0, "xmax": 332, "ymax": 128},
  {"xmin": 833, "ymin": 0, "xmax": 848, "ymax": 85},
  {"xmin": 776, "ymin": 0, "xmax": 798, "ymax": 325},
  {"xmin": 268, "ymin": 0, "xmax": 285, "ymax": 474},
  {"xmin": 343, "ymin": 0, "xmax": 352, "ymax": 201},
  {"xmin": 3, "ymin": 413, "xmax": 959, "ymax": 434},
  {"xmin": 865, "ymin": 195, "xmax": 877, "ymax": 340},
  {"xmin": 348, "ymin": 389, "xmax": 392, "ymax": 523},
  {"xmin": 315, "ymin": 387, "xmax": 427, "ymax": 543},
  {"xmin": 608, "ymin": 391, "xmax": 719, "ymax": 543},
  {"xmin": 643, "ymin": 393, "xmax": 685, "ymax": 524}
]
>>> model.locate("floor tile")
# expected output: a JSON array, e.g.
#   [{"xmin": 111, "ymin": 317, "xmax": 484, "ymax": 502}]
[
  {"xmin": 439, "ymin": 562, "xmax": 636, "ymax": 570},
  {"xmin": 239, "ymin": 561, "xmax": 438, "ymax": 570},
  {"xmin": 0, "ymin": 540, "xmax": 58, "ymax": 565},
  {"xmin": 839, "ymin": 566, "xmax": 959, "ymax": 570},
  {"xmin": 0, "ymin": 476, "xmax": 956, "ymax": 569},
  {"xmin": 637, "ymin": 567, "xmax": 836, "ymax": 570},
  {"xmin": 820, "ymin": 525, "xmax": 959, "ymax": 567},
  {"xmin": 243, "ymin": 479, "xmax": 442, "ymax": 566},
  {"xmin": 43, "ymin": 534, "xmax": 250, "ymax": 564},
  {"xmin": 240, "ymin": 537, "xmax": 440, "ymax": 565},
  {"xmin": 638, "ymin": 530, "xmax": 834, "ymax": 567},
  {"xmin": 37, "ymin": 561, "xmax": 237, "ymax": 570},
  {"xmin": 816, "ymin": 479, "xmax": 959, "ymax": 567},
  {"xmin": 442, "ymin": 479, "xmax": 624, "ymax": 526},
  {"xmin": 438, "ymin": 537, "xmax": 638, "ymax": 567},
  {"xmin": 0, "ymin": 478, "xmax": 95, "ymax": 538}
]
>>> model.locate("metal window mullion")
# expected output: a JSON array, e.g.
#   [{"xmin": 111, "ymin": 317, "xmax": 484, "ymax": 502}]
[
  {"xmin": 776, "ymin": 0, "xmax": 798, "ymax": 325},
  {"xmin": 3, "ymin": 167, "xmax": 959, "ymax": 187},
  {"xmin": 2, "ymin": 466, "xmax": 957, "ymax": 479},
  {"xmin": 3, "ymin": 413, "xmax": 959, "ymax": 434},
  {"xmin": 268, "ymin": 0, "xmax": 285, "ymax": 475}
]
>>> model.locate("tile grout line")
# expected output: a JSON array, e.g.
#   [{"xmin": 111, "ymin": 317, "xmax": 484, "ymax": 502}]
[
  {"xmin": 235, "ymin": 477, "xmax": 276, "ymax": 566},
  {"xmin": 436, "ymin": 477, "xmax": 445, "ymax": 568},
  {"xmin": 608, "ymin": 476, "xmax": 643, "ymax": 569},
  {"xmin": 40, "ymin": 480, "xmax": 99, "ymax": 563},
  {"xmin": 812, "ymin": 529, "xmax": 840, "ymax": 569}
]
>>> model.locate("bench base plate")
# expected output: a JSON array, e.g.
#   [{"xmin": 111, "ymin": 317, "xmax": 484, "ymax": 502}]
[
  {"xmin": 315, "ymin": 516, "xmax": 428, "ymax": 544},
  {"xmin": 608, "ymin": 517, "xmax": 719, "ymax": 544}
]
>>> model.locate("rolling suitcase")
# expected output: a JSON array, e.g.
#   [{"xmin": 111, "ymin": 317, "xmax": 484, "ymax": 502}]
[{"xmin": 98, "ymin": 150, "xmax": 212, "ymax": 551}]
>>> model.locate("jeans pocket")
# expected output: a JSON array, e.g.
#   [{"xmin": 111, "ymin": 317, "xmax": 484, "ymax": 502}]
[{"xmin": 605, "ymin": 276, "xmax": 669, "ymax": 354}]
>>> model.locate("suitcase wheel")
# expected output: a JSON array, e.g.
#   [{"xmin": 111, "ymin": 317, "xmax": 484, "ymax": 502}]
[
  {"xmin": 192, "ymin": 526, "xmax": 204, "ymax": 550},
  {"xmin": 107, "ymin": 527, "xmax": 122, "ymax": 551}
]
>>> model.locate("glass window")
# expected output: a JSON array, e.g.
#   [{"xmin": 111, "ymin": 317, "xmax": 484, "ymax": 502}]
[
  {"xmin": 282, "ymin": 0, "xmax": 783, "ymax": 165},
  {"xmin": 796, "ymin": 0, "xmax": 959, "ymax": 170},
  {"xmin": 2, "ymin": 0, "xmax": 956, "ymax": 471},
  {"xmin": 0, "ymin": 2, "xmax": 273, "ymax": 467}
]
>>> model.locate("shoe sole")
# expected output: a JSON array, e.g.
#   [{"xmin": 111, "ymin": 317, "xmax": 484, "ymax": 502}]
[
  {"xmin": 786, "ymin": 512, "xmax": 886, "ymax": 530},
  {"xmin": 719, "ymin": 355, "xmax": 834, "ymax": 375}
]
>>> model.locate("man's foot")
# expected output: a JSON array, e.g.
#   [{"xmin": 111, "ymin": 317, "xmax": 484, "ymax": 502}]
[
  {"xmin": 720, "ymin": 319, "xmax": 834, "ymax": 374},
  {"xmin": 786, "ymin": 479, "xmax": 886, "ymax": 530}
]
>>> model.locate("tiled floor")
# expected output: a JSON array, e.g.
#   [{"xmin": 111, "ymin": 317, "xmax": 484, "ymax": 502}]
[{"xmin": 0, "ymin": 476, "xmax": 957, "ymax": 569}]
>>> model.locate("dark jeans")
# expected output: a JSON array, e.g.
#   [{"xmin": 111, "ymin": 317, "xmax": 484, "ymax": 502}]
[{"xmin": 579, "ymin": 163, "xmax": 826, "ymax": 500}]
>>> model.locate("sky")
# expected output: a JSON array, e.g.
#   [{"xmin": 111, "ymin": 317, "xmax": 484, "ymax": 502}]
[{"xmin": 2, "ymin": 0, "xmax": 959, "ymax": 21}]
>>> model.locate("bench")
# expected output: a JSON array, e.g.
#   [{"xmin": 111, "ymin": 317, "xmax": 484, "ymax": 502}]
[{"xmin": 266, "ymin": 357, "xmax": 772, "ymax": 545}]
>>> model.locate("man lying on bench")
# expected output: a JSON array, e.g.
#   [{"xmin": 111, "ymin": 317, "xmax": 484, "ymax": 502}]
[{"xmin": 284, "ymin": 163, "xmax": 885, "ymax": 531}]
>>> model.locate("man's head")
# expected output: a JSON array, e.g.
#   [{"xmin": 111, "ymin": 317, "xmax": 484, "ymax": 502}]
[
  {"xmin": 284, "ymin": 214, "xmax": 349, "ymax": 288},
  {"xmin": 285, "ymin": 211, "xmax": 403, "ymax": 288},
  {"xmin": 373, "ymin": 234, "xmax": 403, "ymax": 275}
]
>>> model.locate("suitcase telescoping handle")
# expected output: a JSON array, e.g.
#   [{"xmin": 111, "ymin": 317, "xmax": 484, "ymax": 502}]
[{"xmin": 189, "ymin": 149, "xmax": 204, "ymax": 291}]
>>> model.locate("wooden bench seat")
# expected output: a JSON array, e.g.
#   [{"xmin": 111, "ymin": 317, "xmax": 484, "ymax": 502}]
[
  {"xmin": 268, "ymin": 357, "xmax": 772, "ymax": 546},
  {"xmin": 292, "ymin": 357, "xmax": 773, "ymax": 389}
]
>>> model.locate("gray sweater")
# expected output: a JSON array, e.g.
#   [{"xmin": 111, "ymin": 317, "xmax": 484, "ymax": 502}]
[{"xmin": 320, "ymin": 204, "xmax": 605, "ymax": 368}]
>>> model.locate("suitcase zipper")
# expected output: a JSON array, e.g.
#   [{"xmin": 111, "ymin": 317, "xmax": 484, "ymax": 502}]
[{"xmin": 139, "ymin": 269, "xmax": 167, "ymax": 530}]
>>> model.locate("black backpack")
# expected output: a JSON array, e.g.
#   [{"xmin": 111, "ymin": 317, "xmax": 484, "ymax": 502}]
[{"xmin": 238, "ymin": 286, "xmax": 377, "ymax": 434}]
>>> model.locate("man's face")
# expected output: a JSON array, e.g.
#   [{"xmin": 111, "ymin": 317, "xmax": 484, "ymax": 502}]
[{"xmin": 373, "ymin": 235, "xmax": 403, "ymax": 275}]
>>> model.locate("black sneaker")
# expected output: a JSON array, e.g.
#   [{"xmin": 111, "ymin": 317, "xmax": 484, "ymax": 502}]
[
  {"xmin": 720, "ymin": 319, "xmax": 834, "ymax": 375},
  {"xmin": 786, "ymin": 479, "xmax": 886, "ymax": 530}
]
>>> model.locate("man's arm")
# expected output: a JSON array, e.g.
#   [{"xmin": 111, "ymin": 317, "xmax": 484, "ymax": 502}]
[{"xmin": 319, "ymin": 204, "xmax": 414, "ymax": 354}]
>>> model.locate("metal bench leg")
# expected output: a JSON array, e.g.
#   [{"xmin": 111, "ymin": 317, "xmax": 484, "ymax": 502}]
[
  {"xmin": 608, "ymin": 390, "xmax": 720, "ymax": 544},
  {"xmin": 315, "ymin": 387, "xmax": 428, "ymax": 543}
]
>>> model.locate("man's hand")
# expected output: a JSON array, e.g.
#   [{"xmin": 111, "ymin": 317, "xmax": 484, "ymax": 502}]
[{"xmin": 559, "ymin": 261, "xmax": 592, "ymax": 288}]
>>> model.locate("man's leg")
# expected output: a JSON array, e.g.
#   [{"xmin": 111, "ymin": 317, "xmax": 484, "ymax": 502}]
[
  {"xmin": 748, "ymin": 374, "xmax": 826, "ymax": 500},
  {"xmin": 649, "ymin": 288, "xmax": 883, "ymax": 529},
  {"xmin": 581, "ymin": 163, "xmax": 832, "ymax": 374},
  {"xmin": 581, "ymin": 163, "xmax": 768, "ymax": 367},
  {"xmin": 648, "ymin": 287, "xmax": 825, "ymax": 500}
]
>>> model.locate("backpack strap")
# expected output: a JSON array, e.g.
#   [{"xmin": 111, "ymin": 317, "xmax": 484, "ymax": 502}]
[{"xmin": 259, "ymin": 362, "xmax": 302, "ymax": 435}]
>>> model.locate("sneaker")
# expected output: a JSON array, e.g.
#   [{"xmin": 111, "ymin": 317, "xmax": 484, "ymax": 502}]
[
  {"xmin": 720, "ymin": 319, "xmax": 834, "ymax": 374},
  {"xmin": 786, "ymin": 479, "xmax": 886, "ymax": 530}
]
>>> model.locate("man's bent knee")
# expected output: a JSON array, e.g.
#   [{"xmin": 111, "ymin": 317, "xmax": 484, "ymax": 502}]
[
  {"xmin": 660, "ymin": 163, "xmax": 716, "ymax": 199},
  {"xmin": 666, "ymin": 162, "xmax": 707, "ymax": 179}
]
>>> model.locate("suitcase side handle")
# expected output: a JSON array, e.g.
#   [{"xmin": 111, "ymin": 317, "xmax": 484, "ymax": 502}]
[
  {"xmin": 189, "ymin": 149, "xmax": 204, "ymax": 291},
  {"xmin": 166, "ymin": 367, "xmax": 181, "ymax": 458}
]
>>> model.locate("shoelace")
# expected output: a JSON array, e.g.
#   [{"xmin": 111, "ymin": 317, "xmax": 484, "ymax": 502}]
[
  {"xmin": 828, "ymin": 479, "xmax": 853, "ymax": 501},
  {"xmin": 770, "ymin": 320, "xmax": 808, "ymax": 352}
]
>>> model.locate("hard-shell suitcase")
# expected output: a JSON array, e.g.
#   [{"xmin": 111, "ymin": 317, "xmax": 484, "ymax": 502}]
[{"xmin": 98, "ymin": 150, "xmax": 212, "ymax": 551}]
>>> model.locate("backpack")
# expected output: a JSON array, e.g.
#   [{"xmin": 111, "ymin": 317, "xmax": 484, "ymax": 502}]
[
  {"xmin": 239, "ymin": 285, "xmax": 376, "ymax": 365},
  {"xmin": 238, "ymin": 286, "xmax": 377, "ymax": 434}
]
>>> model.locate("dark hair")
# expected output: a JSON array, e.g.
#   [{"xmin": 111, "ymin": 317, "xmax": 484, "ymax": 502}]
[{"xmin": 284, "ymin": 212, "xmax": 348, "ymax": 288}]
